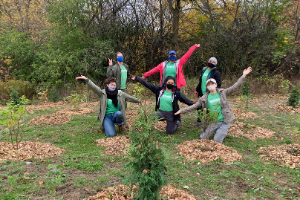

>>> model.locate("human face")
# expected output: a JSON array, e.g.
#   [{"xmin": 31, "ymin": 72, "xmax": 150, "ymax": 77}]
[
  {"xmin": 117, "ymin": 53, "xmax": 123, "ymax": 58},
  {"xmin": 106, "ymin": 82, "xmax": 116, "ymax": 88},
  {"xmin": 209, "ymin": 59, "xmax": 216, "ymax": 65},
  {"xmin": 166, "ymin": 79, "xmax": 174, "ymax": 85}
]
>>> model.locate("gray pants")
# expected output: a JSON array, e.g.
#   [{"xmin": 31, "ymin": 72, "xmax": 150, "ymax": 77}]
[
  {"xmin": 200, "ymin": 122, "xmax": 230, "ymax": 143},
  {"xmin": 154, "ymin": 110, "xmax": 179, "ymax": 135}
]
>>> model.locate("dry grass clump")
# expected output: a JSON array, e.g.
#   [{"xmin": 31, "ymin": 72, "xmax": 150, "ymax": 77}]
[
  {"xmin": 228, "ymin": 121, "xmax": 275, "ymax": 140},
  {"xmin": 258, "ymin": 144, "xmax": 300, "ymax": 168},
  {"xmin": 95, "ymin": 136, "xmax": 131, "ymax": 155},
  {"xmin": 0, "ymin": 141, "xmax": 65, "ymax": 162},
  {"xmin": 176, "ymin": 139, "xmax": 242, "ymax": 163},
  {"xmin": 85, "ymin": 184, "xmax": 196, "ymax": 200}
]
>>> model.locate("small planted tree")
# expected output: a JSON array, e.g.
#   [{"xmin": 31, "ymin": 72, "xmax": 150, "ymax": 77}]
[
  {"xmin": 9, "ymin": 90, "xmax": 20, "ymax": 105},
  {"xmin": 197, "ymin": 108, "xmax": 219, "ymax": 139},
  {"xmin": 67, "ymin": 93, "xmax": 86, "ymax": 110},
  {"xmin": 124, "ymin": 107, "xmax": 166, "ymax": 199},
  {"xmin": 241, "ymin": 81, "xmax": 251, "ymax": 110},
  {"xmin": 287, "ymin": 87, "xmax": 300, "ymax": 108},
  {"xmin": 50, "ymin": 88, "xmax": 58, "ymax": 103},
  {"xmin": 0, "ymin": 95, "xmax": 29, "ymax": 150}
]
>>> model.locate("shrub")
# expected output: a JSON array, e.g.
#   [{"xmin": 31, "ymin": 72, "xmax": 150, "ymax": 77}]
[
  {"xmin": 50, "ymin": 88, "xmax": 58, "ymax": 102},
  {"xmin": 0, "ymin": 79, "xmax": 35, "ymax": 102},
  {"xmin": 66, "ymin": 93, "xmax": 86, "ymax": 110},
  {"xmin": 287, "ymin": 87, "xmax": 300, "ymax": 108},
  {"xmin": 197, "ymin": 108, "xmax": 219, "ymax": 136},
  {"xmin": 125, "ymin": 108, "xmax": 167, "ymax": 199},
  {"xmin": 9, "ymin": 90, "xmax": 20, "ymax": 105},
  {"xmin": 0, "ymin": 96, "xmax": 29, "ymax": 150}
]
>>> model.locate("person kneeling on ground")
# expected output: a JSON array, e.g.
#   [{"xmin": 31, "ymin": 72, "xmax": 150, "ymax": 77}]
[
  {"xmin": 76, "ymin": 76, "xmax": 141, "ymax": 137},
  {"xmin": 131, "ymin": 75, "xmax": 194, "ymax": 134},
  {"xmin": 174, "ymin": 67, "xmax": 252, "ymax": 143}
]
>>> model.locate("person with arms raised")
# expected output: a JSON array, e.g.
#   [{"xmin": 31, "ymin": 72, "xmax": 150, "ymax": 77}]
[
  {"xmin": 76, "ymin": 76, "xmax": 140, "ymax": 137},
  {"xmin": 175, "ymin": 67, "xmax": 252, "ymax": 143}
]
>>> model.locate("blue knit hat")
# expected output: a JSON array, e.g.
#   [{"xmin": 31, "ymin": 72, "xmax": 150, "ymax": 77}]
[{"xmin": 208, "ymin": 57, "xmax": 217, "ymax": 65}]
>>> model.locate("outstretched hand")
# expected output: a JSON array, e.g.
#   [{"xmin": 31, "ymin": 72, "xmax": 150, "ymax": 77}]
[
  {"xmin": 174, "ymin": 110, "xmax": 180, "ymax": 115},
  {"xmin": 76, "ymin": 75, "xmax": 87, "ymax": 80},
  {"xmin": 131, "ymin": 76, "xmax": 136, "ymax": 81},
  {"xmin": 243, "ymin": 67, "xmax": 252, "ymax": 77},
  {"xmin": 195, "ymin": 44, "xmax": 200, "ymax": 47},
  {"xmin": 108, "ymin": 58, "xmax": 113, "ymax": 66}
]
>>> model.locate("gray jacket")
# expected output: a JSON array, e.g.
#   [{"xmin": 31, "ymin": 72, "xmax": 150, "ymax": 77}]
[
  {"xmin": 106, "ymin": 63, "xmax": 130, "ymax": 89},
  {"xmin": 86, "ymin": 79, "xmax": 140, "ymax": 126},
  {"xmin": 180, "ymin": 76, "xmax": 246, "ymax": 124}
]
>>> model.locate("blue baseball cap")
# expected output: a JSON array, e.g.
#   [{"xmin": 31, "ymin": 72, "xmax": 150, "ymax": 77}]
[{"xmin": 168, "ymin": 50, "xmax": 176, "ymax": 55}]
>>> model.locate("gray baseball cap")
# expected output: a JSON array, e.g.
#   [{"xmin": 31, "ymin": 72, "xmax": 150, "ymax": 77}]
[{"xmin": 206, "ymin": 78, "xmax": 217, "ymax": 85}]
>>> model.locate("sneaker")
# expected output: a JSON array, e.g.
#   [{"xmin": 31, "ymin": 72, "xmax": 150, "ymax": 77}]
[{"xmin": 192, "ymin": 121, "xmax": 202, "ymax": 127}]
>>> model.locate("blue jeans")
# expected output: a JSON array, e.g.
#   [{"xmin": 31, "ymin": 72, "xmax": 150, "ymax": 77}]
[{"xmin": 103, "ymin": 111, "xmax": 124, "ymax": 137}]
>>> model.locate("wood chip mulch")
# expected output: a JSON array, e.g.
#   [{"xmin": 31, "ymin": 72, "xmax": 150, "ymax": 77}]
[
  {"xmin": 258, "ymin": 144, "xmax": 300, "ymax": 168},
  {"xmin": 85, "ymin": 184, "xmax": 196, "ymax": 200},
  {"xmin": 29, "ymin": 108, "xmax": 95, "ymax": 126},
  {"xmin": 29, "ymin": 113, "xmax": 71, "ymax": 126},
  {"xmin": 56, "ymin": 108, "xmax": 95, "ymax": 116},
  {"xmin": 154, "ymin": 121, "xmax": 167, "ymax": 131},
  {"xmin": 232, "ymin": 108, "xmax": 258, "ymax": 119},
  {"xmin": 227, "ymin": 121, "xmax": 275, "ymax": 140},
  {"xmin": 232, "ymin": 97, "xmax": 263, "ymax": 103},
  {"xmin": 95, "ymin": 136, "xmax": 131, "ymax": 155},
  {"xmin": 26, "ymin": 101, "xmax": 68, "ymax": 113},
  {"xmin": 269, "ymin": 103, "xmax": 300, "ymax": 113},
  {"xmin": 0, "ymin": 141, "xmax": 65, "ymax": 162},
  {"xmin": 176, "ymin": 139, "xmax": 242, "ymax": 163}
]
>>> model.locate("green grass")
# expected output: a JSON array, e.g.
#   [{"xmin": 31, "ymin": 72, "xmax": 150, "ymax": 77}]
[{"xmin": 0, "ymin": 96, "xmax": 299, "ymax": 199}]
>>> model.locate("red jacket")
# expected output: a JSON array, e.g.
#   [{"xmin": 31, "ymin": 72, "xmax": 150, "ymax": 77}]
[{"xmin": 143, "ymin": 45, "xmax": 199, "ymax": 88}]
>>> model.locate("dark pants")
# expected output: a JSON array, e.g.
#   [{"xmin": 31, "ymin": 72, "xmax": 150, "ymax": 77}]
[{"xmin": 154, "ymin": 110, "xmax": 179, "ymax": 134}]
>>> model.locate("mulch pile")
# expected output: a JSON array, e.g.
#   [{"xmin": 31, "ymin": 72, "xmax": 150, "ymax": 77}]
[
  {"xmin": 176, "ymin": 139, "xmax": 242, "ymax": 163},
  {"xmin": 85, "ymin": 184, "xmax": 196, "ymax": 200},
  {"xmin": 29, "ymin": 108, "xmax": 95, "ymax": 126},
  {"xmin": 233, "ymin": 97, "xmax": 263, "ymax": 103},
  {"xmin": 269, "ymin": 103, "xmax": 300, "ymax": 113},
  {"xmin": 26, "ymin": 101, "xmax": 68, "ymax": 114},
  {"xmin": 0, "ymin": 141, "xmax": 65, "ymax": 162},
  {"xmin": 258, "ymin": 144, "xmax": 300, "ymax": 168},
  {"xmin": 232, "ymin": 108, "xmax": 258, "ymax": 119},
  {"xmin": 95, "ymin": 136, "xmax": 131, "ymax": 155},
  {"xmin": 227, "ymin": 121, "xmax": 275, "ymax": 140}
]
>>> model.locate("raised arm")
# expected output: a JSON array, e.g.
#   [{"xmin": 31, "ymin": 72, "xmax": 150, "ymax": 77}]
[
  {"xmin": 175, "ymin": 99, "xmax": 203, "ymax": 115},
  {"xmin": 178, "ymin": 92, "xmax": 194, "ymax": 106},
  {"xmin": 224, "ymin": 67, "xmax": 252, "ymax": 95},
  {"xmin": 178, "ymin": 44, "xmax": 200, "ymax": 66},
  {"xmin": 133, "ymin": 76, "xmax": 160, "ymax": 94},
  {"xmin": 76, "ymin": 75, "xmax": 103, "ymax": 97},
  {"xmin": 142, "ymin": 63, "xmax": 163, "ymax": 78},
  {"xmin": 123, "ymin": 92, "xmax": 141, "ymax": 103},
  {"xmin": 106, "ymin": 59, "xmax": 115, "ymax": 78}
]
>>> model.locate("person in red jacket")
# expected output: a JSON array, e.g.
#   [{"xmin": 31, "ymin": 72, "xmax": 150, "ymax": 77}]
[{"xmin": 142, "ymin": 44, "xmax": 200, "ymax": 89}]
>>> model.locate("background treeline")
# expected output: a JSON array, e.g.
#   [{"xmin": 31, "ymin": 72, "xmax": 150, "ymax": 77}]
[{"xmin": 0, "ymin": 0, "xmax": 299, "ymax": 100}]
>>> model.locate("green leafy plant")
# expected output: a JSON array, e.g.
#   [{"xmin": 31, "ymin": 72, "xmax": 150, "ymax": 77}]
[
  {"xmin": 49, "ymin": 88, "xmax": 58, "ymax": 103},
  {"xmin": 124, "ymin": 107, "xmax": 166, "ymax": 199},
  {"xmin": 287, "ymin": 87, "xmax": 300, "ymax": 108},
  {"xmin": 67, "ymin": 93, "xmax": 86, "ymax": 110},
  {"xmin": 132, "ymin": 83, "xmax": 145, "ymax": 99},
  {"xmin": 0, "ymin": 95, "xmax": 29, "ymax": 150},
  {"xmin": 9, "ymin": 90, "xmax": 20, "ymax": 105},
  {"xmin": 38, "ymin": 89, "xmax": 48, "ymax": 103},
  {"xmin": 197, "ymin": 108, "xmax": 219, "ymax": 136},
  {"xmin": 241, "ymin": 81, "xmax": 251, "ymax": 110}
]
